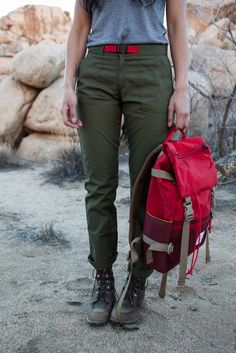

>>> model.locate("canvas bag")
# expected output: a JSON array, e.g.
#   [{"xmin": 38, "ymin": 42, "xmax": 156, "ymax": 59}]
[
  {"xmin": 141, "ymin": 125, "xmax": 218, "ymax": 297},
  {"xmin": 115, "ymin": 124, "xmax": 218, "ymax": 328}
]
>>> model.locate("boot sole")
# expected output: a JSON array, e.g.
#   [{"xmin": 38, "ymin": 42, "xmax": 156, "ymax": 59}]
[
  {"xmin": 86, "ymin": 316, "xmax": 110, "ymax": 326},
  {"xmin": 109, "ymin": 316, "xmax": 140, "ymax": 326}
]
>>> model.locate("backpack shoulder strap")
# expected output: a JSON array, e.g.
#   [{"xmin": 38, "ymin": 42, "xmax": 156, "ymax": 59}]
[
  {"xmin": 129, "ymin": 144, "xmax": 163, "ymax": 244},
  {"xmin": 114, "ymin": 144, "xmax": 163, "ymax": 330}
]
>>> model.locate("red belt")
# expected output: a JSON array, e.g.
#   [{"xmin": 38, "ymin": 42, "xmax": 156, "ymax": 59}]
[{"xmin": 103, "ymin": 44, "xmax": 139, "ymax": 54}]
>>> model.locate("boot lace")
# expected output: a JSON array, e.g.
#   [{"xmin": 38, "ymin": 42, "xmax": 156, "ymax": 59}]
[{"xmin": 92, "ymin": 268, "xmax": 116, "ymax": 301}]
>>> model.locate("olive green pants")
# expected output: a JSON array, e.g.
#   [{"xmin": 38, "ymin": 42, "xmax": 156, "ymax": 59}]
[{"xmin": 76, "ymin": 43, "xmax": 174, "ymax": 277}]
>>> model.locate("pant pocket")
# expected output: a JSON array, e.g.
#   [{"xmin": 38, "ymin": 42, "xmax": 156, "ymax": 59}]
[
  {"xmin": 76, "ymin": 54, "xmax": 104, "ymax": 106},
  {"xmin": 139, "ymin": 55, "xmax": 174, "ymax": 112}
]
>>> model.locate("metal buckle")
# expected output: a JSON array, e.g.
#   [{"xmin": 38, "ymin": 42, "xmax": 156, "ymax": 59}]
[
  {"xmin": 167, "ymin": 243, "xmax": 174, "ymax": 254},
  {"xmin": 117, "ymin": 44, "xmax": 127, "ymax": 54},
  {"xmin": 184, "ymin": 201, "xmax": 194, "ymax": 221}
]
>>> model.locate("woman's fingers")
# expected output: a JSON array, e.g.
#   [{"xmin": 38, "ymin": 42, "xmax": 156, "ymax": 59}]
[
  {"xmin": 60, "ymin": 88, "xmax": 83, "ymax": 128},
  {"xmin": 167, "ymin": 93, "xmax": 190, "ymax": 131},
  {"xmin": 175, "ymin": 111, "xmax": 190, "ymax": 130},
  {"xmin": 68, "ymin": 103, "xmax": 83, "ymax": 127},
  {"xmin": 167, "ymin": 104, "xmax": 174, "ymax": 127}
]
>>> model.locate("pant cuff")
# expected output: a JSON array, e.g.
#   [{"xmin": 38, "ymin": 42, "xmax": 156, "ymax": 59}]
[{"xmin": 88, "ymin": 252, "xmax": 118, "ymax": 271}]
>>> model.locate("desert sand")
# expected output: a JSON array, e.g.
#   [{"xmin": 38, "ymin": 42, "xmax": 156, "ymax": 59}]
[{"xmin": 0, "ymin": 147, "xmax": 235, "ymax": 353}]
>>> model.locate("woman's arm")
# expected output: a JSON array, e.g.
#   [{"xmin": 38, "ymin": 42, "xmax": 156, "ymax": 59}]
[
  {"xmin": 60, "ymin": 0, "xmax": 91, "ymax": 128},
  {"xmin": 166, "ymin": 0, "xmax": 190, "ymax": 131}
]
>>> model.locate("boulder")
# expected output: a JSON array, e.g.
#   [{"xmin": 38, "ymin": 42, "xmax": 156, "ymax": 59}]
[
  {"xmin": 0, "ymin": 29, "xmax": 29, "ymax": 57},
  {"xmin": 188, "ymin": 70, "xmax": 213, "ymax": 137},
  {"xmin": 0, "ymin": 5, "xmax": 71, "ymax": 49},
  {"xmin": 198, "ymin": 18, "xmax": 236, "ymax": 49},
  {"xmin": 0, "ymin": 57, "xmax": 12, "ymax": 75},
  {"xmin": 187, "ymin": 27, "xmax": 197, "ymax": 44},
  {"xmin": 24, "ymin": 77, "xmax": 77, "ymax": 137},
  {"xmin": 187, "ymin": 0, "xmax": 236, "ymax": 33},
  {"xmin": 10, "ymin": 43, "xmax": 65, "ymax": 88},
  {"xmin": 0, "ymin": 75, "xmax": 7, "ymax": 82},
  {"xmin": 16, "ymin": 132, "xmax": 79, "ymax": 161},
  {"xmin": 189, "ymin": 44, "xmax": 236, "ymax": 96},
  {"xmin": 0, "ymin": 76, "xmax": 38, "ymax": 146}
]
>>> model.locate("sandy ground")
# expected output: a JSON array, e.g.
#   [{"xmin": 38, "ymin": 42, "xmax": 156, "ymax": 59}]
[{"xmin": 0, "ymin": 148, "xmax": 235, "ymax": 353}]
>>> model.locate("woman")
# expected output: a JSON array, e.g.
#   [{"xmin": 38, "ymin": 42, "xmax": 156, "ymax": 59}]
[{"xmin": 60, "ymin": 0, "xmax": 190, "ymax": 327}]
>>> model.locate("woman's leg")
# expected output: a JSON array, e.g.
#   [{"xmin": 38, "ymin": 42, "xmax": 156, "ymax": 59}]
[
  {"xmin": 76, "ymin": 53, "xmax": 122, "ymax": 271},
  {"xmin": 123, "ymin": 48, "xmax": 174, "ymax": 278},
  {"xmin": 110, "ymin": 45, "xmax": 174, "ymax": 325},
  {"xmin": 76, "ymin": 51, "xmax": 123, "ymax": 325}
]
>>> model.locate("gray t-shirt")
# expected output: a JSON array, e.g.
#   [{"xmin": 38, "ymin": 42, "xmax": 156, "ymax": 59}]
[{"xmin": 87, "ymin": 0, "xmax": 168, "ymax": 48}]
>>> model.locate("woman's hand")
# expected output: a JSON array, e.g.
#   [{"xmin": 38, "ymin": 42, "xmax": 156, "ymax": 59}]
[
  {"xmin": 60, "ymin": 85, "xmax": 83, "ymax": 128},
  {"xmin": 167, "ymin": 87, "xmax": 190, "ymax": 133}
]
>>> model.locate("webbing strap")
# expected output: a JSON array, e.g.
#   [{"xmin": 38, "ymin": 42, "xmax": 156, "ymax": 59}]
[
  {"xmin": 143, "ymin": 234, "xmax": 174, "ymax": 264},
  {"xmin": 115, "ymin": 237, "xmax": 140, "ymax": 330},
  {"xmin": 151, "ymin": 168, "xmax": 175, "ymax": 182},
  {"xmin": 178, "ymin": 196, "xmax": 194, "ymax": 286}
]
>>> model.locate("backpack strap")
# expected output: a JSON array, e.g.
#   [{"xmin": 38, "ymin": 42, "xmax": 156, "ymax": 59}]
[
  {"xmin": 205, "ymin": 228, "xmax": 211, "ymax": 263},
  {"xmin": 159, "ymin": 272, "xmax": 168, "ymax": 298},
  {"xmin": 114, "ymin": 144, "xmax": 163, "ymax": 329},
  {"xmin": 205, "ymin": 189, "xmax": 215, "ymax": 264},
  {"xmin": 178, "ymin": 196, "xmax": 194, "ymax": 286},
  {"xmin": 128, "ymin": 145, "xmax": 163, "ymax": 244},
  {"xmin": 151, "ymin": 168, "xmax": 175, "ymax": 182}
]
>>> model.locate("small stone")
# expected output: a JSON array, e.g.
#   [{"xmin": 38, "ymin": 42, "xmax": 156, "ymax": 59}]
[
  {"xmin": 170, "ymin": 305, "xmax": 177, "ymax": 309},
  {"xmin": 189, "ymin": 305, "xmax": 198, "ymax": 312}
]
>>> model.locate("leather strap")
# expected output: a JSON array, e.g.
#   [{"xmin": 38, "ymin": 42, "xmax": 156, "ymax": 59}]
[
  {"xmin": 115, "ymin": 144, "xmax": 163, "ymax": 329},
  {"xmin": 205, "ymin": 228, "xmax": 211, "ymax": 263},
  {"xmin": 159, "ymin": 273, "xmax": 168, "ymax": 298},
  {"xmin": 129, "ymin": 145, "xmax": 163, "ymax": 245}
]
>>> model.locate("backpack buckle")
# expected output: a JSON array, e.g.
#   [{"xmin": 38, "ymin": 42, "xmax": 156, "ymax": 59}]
[{"xmin": 184, "ymin": 200, "xmax": 194, "ymax": 221}]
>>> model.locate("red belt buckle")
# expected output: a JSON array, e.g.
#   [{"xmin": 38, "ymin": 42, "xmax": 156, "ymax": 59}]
[{"xmin": 103, "ymin": 44, "xmax": 139, "ymax": 54}]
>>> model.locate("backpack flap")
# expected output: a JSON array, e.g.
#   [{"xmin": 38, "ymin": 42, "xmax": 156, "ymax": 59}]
[{"xmin": 162, "ymin": 137, "xmax": 218, "ymax": 199}]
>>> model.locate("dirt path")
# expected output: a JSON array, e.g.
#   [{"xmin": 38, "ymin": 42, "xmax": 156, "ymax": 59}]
[{"xmin": 0, "ymin": 152, "xmax": 235, "ymax": 353}]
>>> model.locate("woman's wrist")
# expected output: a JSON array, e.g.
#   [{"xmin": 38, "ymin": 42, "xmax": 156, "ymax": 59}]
[
  {"xmin": 174, "ymin": 83, "xmax": 189, "ymax": 92},
  {"xmin": 63, "ymin": 78, "xmax": 75, "ymax": 91}
]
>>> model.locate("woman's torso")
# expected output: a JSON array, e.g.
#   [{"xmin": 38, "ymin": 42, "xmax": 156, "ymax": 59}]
[{"xmin": 86, "ymin": 0, "xmax": 168, "ymax": 48}]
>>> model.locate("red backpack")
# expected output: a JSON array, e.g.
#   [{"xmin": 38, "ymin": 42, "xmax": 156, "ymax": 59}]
[{"xmin": 125, "ymin": 124, "xmax": 218, "ymax": 302}]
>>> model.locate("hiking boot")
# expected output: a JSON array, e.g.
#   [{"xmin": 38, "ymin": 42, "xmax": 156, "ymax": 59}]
[
  {"xmin": 86, "ymin": 268, "xmax": 117, "ymax": 325},
  {"xmin": 110, "ymin": 275, "xmax": 147, "ymax": 325}
]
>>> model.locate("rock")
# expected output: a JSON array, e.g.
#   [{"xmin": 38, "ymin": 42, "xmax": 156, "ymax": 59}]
[
  {"xmin": 0, "ymin": 57, "xmax": 12, "ymax": 75},
  {"xmin": 10, "ymin": 44, "xmax": 65, "ymax": 88},
  {"xmin": 16, "ymin": 133, "xmax": 79, "ymax": 161},
  {"xmin": 198, "ymin": 18, "xmax": 236, "ymax": 49},
  {"xmin": 0, "ymin": 76, "xmax": 38, "ymax": 146},
  {"xmin": 24, "ymin": 77, "xmax": 77, "ymax": 137},
  {"xmin": 0, "ymin": 29, "xmax": 29, "ymax": 57},
  {"xmin": 188, "ymin": 70, "xmax": 213, "ymax": 136},
  {"xmin": 187, "ymin": 27, "xmax": 198, "ymax": 44},
  {"xmin": 189, "ymin": 44, "xmax": 236, "ymax": 96},
  {"xmin": 188, "ymin": 305, "xmax": 198, "ymax": 312},
  {"xmin": 0, "ymin": 5, "xmax": 71, "ymax": 56},
  {"xmin": 187, "ymin": 0, "xmax": 236, "ymax": 33},
  {"xmin": 0, "ymin": 75, "xmax": 7, "ymax": 82}
]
